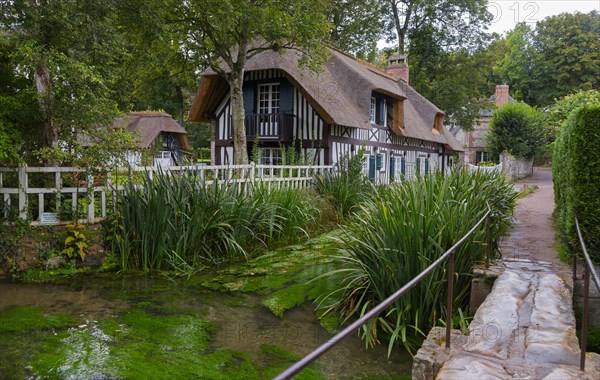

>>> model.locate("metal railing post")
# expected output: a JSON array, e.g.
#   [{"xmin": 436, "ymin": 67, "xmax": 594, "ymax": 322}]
[
  {"xmin": 485, "ymin": 213, "xmax": 491, "ymax": 268},
  {"xmin": 580, "ymin": 264, "xmax": 589, "ymax": 371},
  {"xmin": 446, "ymin": 251, "xmax": 455, "ymax": 348},
  {"xmin": 574, "ymin": 216, "xmax": 600, "ymax": 372}
]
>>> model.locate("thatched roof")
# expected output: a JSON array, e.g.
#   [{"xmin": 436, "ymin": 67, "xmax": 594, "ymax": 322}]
[
  {"xmin": 189, "ymin": 47, "xmax": 462, "ymax": 151},
  {"xmin": 115, "ymin": 112, "xmax": 191, "ymax": 150}
]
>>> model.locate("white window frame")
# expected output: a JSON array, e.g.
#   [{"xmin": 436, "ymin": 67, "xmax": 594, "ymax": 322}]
[
  {"xmin": 476, "ymin": 151, "xmax": 489, "ymax": 164},
  {"xmin": 259, "ymin": 148, "xmax": 283, "ymax": 165},
  {"xmin": 369, "ymin": 97, "xmax": 376, "ymax": 123},
  {"xmin": 418, "ymin": 155, "xmax": 427, "ymax": 176},
  {"xmin": 258, "ymin": 83, "xmax": 280, "ymax": 115}
]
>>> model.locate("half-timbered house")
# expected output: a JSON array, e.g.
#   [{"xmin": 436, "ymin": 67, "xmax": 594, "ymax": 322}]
[{"xmin": 189, "ymin": 48, "xmax": 462, "ymax": 183}]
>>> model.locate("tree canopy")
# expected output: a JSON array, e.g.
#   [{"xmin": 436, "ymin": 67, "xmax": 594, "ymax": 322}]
[
  {"xmin": 0, "ymin": 0, "xmax": 597, "ymax": 166},
  {"xmin": 328, "ymin": 0, "xmax": 384, "ymax": 61},
  {"xmin": 499, "ymin": 12, "xmax": 600, "ymax": 107},
  {"xmin": 174, "ymin": 0, "xmax": 332, "ymax": 164},
  {"xmin": 486, "ymin": 102, "xmax": 546, "ymax": 159}
]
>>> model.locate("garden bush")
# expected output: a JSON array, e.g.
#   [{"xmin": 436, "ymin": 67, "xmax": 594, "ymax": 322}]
[
  {"xmin": 320, "ymin": 171, "xmax": 517, "ymax": 353},
  {"xmin": 112, "ymin": 171, "xmax": 322, "ymax": 272},
  {"xmin": 553, "ymin": 105, "xmax": 600, "ymax": 264}
]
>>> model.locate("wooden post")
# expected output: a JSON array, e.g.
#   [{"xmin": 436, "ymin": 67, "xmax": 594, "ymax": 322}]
[
  {"xmin": 446, "ymin": 251, "xmax": 455, "ymax": 348},
  {"xmin": 87, "ymin": 173, "xmax": 95, "ymax": 223},
  {"xmin": 18, "ymin": 164, "xmax": 28, "ymax": 220},
  {"xmin": 38, "ymin": 193, "xmax": 44, "ymax": 219},
  {"xmin": 55, "ymin": 170, "xmax": 62, "ymax": 214},
  {"xmin": 249, "ymin": 162, "xmax": 255, "ymax": 196},
  {"xmin": 3, "ymin": 194, "xmax": 9, "ymax": 220},
  {"xmin": 101, "ymin": 191, "xmax": 106, "ymax": 218}
]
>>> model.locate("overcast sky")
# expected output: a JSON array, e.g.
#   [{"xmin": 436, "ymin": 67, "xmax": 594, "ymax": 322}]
[{"xmin": 485, "ymin": 0, "xmax": 599, "ymax": 35}]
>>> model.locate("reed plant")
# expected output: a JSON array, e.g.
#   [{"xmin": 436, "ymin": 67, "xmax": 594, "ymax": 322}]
[
  {"xmin": 321, "ymin": 170, "xmax": 517, "ymax": 354},
  {"xmin": 113, "ymin": 171, "xmax": 321, "ymax": 272},
  {"xmin": 313, "ymin": 150, "xmax": 373, "ymax": 221}
]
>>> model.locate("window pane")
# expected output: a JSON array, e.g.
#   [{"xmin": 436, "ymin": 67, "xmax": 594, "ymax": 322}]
[{"xmin": 369, "ymin": 97, "xmax": 376, "ymax": 123}]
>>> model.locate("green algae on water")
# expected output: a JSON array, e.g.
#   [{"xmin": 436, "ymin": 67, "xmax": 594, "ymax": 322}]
[
  {"xmin": 0, "ymin": 306, "xmax": 80, "ymax": 332},
  {"xmin": 26, "ymin": 309, "xmax": 326, "ymax": 379}
]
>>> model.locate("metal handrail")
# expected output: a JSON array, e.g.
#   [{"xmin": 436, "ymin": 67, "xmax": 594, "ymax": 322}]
[
  {"xmin": 275, "ymin": 206, "xmax": 493, "ymax": 379},
  {"xmin": 574, "ymin": 216, "xmax": 600, "ymax": 371}
]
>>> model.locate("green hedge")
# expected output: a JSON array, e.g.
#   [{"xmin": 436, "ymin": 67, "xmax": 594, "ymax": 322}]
[{"xmin": 553, "ymin": 105, "xmax": 600, "ymax": 264}]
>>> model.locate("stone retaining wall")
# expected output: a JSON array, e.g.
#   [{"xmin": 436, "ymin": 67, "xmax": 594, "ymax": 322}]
[{"xmin": 500, "ymin": 151, "xmax": 534, "ymax": 181}]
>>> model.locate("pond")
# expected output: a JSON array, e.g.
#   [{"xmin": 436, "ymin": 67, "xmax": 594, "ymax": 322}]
[{"xmin": 0, "ymin": 272, "xmax": 413, "ymax": 379}]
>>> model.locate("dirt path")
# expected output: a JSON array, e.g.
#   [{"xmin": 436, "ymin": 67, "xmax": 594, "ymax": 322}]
[{"xmin": 500, "ymin": 167, "xmax": 567, "ymax": 268}]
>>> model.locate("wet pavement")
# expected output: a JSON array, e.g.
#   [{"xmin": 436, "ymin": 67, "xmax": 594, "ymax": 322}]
[{"xmin": 436, "ymin": 167, "xmax": 600, "ymax": 379}]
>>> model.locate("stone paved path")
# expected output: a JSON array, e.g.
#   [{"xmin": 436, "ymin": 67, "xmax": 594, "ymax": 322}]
[{"xmin": 435, "ymin": 168, "xmax": 600, "ymax": 379}]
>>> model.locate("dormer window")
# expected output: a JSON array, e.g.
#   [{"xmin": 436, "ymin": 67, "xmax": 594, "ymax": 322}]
[{"xmin": 369, "ymin": 97, "xmax": 376, "ymax": 123}]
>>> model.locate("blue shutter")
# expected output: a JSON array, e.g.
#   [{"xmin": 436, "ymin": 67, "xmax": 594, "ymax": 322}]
[
  {"xmin": 376, "ymin": 153, "xmax": 383, "ymax": 170},
  {"xmin": 390, "ymin": 156, "xmax": 396, "ymax": 182},
  {"xmin": 243, "ymin": 84, "xmax": 255, "ymax": 113},
  {"xmin": 425, "ymin": 158, "xmax": 429, "ymax": 175},
  {"xmin": 401, "ymin": 157, "xmax": 406, "ymax": 177},
  {"xmin": 279, "ymin": 80, "xmax": 293, "ymax": 113},
  {"xmin": 368, "ymin": 155, "xmax": 376, "ymax": 182}
]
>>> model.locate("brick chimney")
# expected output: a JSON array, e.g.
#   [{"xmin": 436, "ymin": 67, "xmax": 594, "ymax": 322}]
[
  {"xmin": 386, "ymin": 54, "xmax": 409, "ymax": 84},
  {"xmin": 495, "ymin": 85, "xmax": 510, "ymax": 108}
]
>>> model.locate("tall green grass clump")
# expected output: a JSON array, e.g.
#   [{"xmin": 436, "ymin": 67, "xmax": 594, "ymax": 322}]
[
  {"xmin": 112, "ymin": 171, "xmax": 320, "ymax": 272},
  {"xmin": 322, "ymin": 171, "xmax": 516, "ymax": 354},
  {"xmin": 313, "ymin": 150, "xmax": 373, "ymax": 221}
]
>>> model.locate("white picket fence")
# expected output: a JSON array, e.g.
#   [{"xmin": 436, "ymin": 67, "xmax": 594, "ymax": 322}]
[
  {"xmin": 467, "ymin": 162, "xmax": 503, "ymax": 174},
  {"xmin": 0, "ymin": 163, "xmax": 333, "ymax": 226}
]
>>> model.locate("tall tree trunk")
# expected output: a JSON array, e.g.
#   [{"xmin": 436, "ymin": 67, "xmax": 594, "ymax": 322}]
[
  {"xmin": 227, "ymin": 36, "xmax": 249, "ymax": 165},
  {"xmin": 229, "ymin": 72, "xmax": 248, "ymax": 165},
  {"xmin": 34, "ymin": 61, "xmax": 58, "ymax": 150},
  {"xmin": 390, "ymin": 0, "xmax": 413, "ymax": 54}
]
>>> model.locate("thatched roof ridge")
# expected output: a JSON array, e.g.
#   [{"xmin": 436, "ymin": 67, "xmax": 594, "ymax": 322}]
[{"xmin": 115, "ymin": 112, "xmax": 190, "ymax": 150}]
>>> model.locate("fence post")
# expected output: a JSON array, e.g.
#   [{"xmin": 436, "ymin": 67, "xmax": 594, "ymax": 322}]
[
  {"xmin": 580, "ymin": 265, "xmax": 590, "ymax": 371},
  {"xmin": 18, "ymin": 164, "xmax": 28, "ymax": 220},
  {"xmin": 445, "ymin": 251, "xmax": 455, "ymax": 348},
  {"xmin": 55, "ymin": 170, "xmax": 62, "ymax": 214},
  {"xmin": 87, "ymin": 172, "xmax": 95, "ymax": 223},
  {"xmin": 485, "ymin": 213, "xmax": 491, "ymax": 268}
]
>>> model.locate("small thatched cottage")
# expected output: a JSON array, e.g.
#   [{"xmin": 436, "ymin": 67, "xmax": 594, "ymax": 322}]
[
  {"xmin": 189, "ymin": 48, "xmax": 462, "ymax": 183},
  {"xmin": 115, "ymin": 112, "xmax": 191, "ymax": 166}
]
